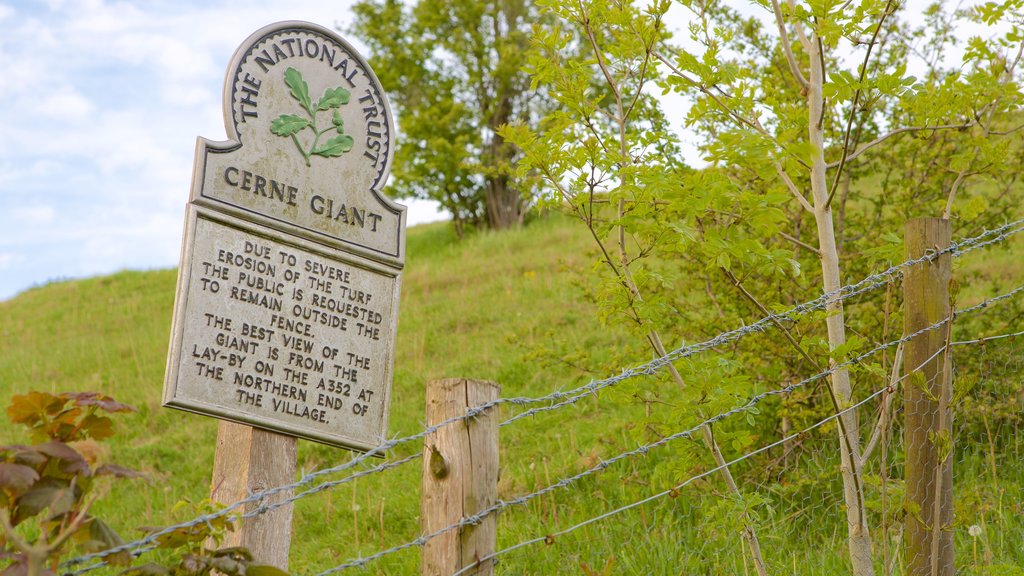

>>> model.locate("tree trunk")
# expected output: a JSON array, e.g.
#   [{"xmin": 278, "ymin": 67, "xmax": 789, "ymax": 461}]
[
  {"xmin": 484, "ymin": 172, "xmax": 522, "ymax": 230},
  {"xmin": 808, "ymin": 35, "xmax": 875, "ymax": 576},
  {"xmin": 484, "ymin": 75, "xmax": 523, "ymax": 230}
]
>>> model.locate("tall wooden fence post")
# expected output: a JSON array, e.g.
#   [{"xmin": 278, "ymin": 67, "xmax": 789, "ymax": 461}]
[
  {"xmin": 422, "ymin": 378, "xmax": 500, "ymax": 576},
  {"xmin": 903, "ymin": 217, "xmax": 953, "ymax": 576},
  {"xmin": 210, "ymin": 421, "xmax": 297, "ymax": 570}
]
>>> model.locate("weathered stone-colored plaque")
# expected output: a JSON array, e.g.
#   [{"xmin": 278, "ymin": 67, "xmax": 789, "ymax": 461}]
[{"xmin": 164, "ymin": 21, "xmax": 403, "ymax": 451}]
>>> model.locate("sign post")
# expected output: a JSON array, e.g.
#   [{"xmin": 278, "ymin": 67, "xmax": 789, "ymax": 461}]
[{"xmin": 163, "ymin": 21, "xmax": 402, "ymax": 567}]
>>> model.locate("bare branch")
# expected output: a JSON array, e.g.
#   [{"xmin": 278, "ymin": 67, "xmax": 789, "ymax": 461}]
[
  {"xmin": 0, "ymin": 509, "xmax": 32, "ymax": 554},
  {"xmin": 786, "ymin": 0, "xmax": 814, "ymax": 53},
  {"xmin": 780, "ymin": 231, "xmax": 821, "ymax": 256},
  {"xmin": 721, "ymin": 268, "xmax": 822, "ymax": 372},
  {"xmin": 862, "ymin": 343, "xmax": 903, "ymax": 464},
  {"xmin": 828, "ymin": 121, "xmax": 976, "ymax": 168},
  {"xmin": 775, "ymin": 161, "xmax": 816, "ymax": 213},
  {"xmin": 770, "ymin": 0, "xmax": 809, "ymax": 89},
  {"xmin": 989, "ymin": 122, "xmax": 1024, "ymax": 136},
  {"xmin": 825, "ymin": 0, "xmax": 896, "ymax": 210},
  {"xmin": 943, "ymin": 168, "xmax": 984, "ymax": 220}
]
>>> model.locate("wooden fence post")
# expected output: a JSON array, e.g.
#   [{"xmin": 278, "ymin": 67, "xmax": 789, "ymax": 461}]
[
  {"xmin": 903, "ymin": 217, "xmax": 953, "ymax": 576},
  {"xmin": 210, "ymin": 421, "xmax": 297, "ymax": 570},
  {"xmin": 422, "ymin": 378, "xmax": 500, "ymax": 576}
]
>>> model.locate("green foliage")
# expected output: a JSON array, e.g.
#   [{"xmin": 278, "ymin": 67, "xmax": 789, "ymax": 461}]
[
  {"xmin": 350, "ymin": 0, "xmax": 546, "ymax": 232},
  {"xmin": 125, "ymin": 499, "xmax": 284, "ymax": 576},
  {"xmin": 507, "ymin": 0, "xmax": 1024, "ymax": 572}
]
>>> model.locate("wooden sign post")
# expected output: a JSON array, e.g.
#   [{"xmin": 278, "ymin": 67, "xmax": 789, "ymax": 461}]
[{"xmin": 163, "ymin": 21, "xmax": 402, "ymax": 568}]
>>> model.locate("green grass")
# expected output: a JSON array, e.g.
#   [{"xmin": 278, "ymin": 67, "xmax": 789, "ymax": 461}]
[{"xmin": 2, "ymin": 214, "xmax": 1023, "ymax": 574}]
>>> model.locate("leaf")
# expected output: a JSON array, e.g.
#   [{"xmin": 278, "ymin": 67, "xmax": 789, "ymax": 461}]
[
  {"xmin": 84, "ymin": 517, "xmax": 128, "ymax": 554},
  {"xmin": 270, "ymin": 115, "xmax": 310, "ymax": 137},
  {"xmin": 1, "ymin": 446, "xmax": 46, "ymax": 467},
  {"xmin": 79, "ymin": 414, "xmax": 115, "ymax": 440},
  {"xmin": 36, "ymin": 441, "xmax": 90, "ymax": 475},
  {"xmin": 312, "ymin": 134, "xmax": 354, "ymax": 157},
  {"xmin": 283, "ymin": 67, "xmax": 312, "ymax": 115},
  {"xmin": 179, "ymin": 554, "xmax": 208, "ymax": 575},
  {"xmin": 317, "ymin": 86, "xmax": 351, "ymax": 110},
  {"xmin": 0, "ymin": 463, "xmax": 39, "ymax": 495},
  {"xmin": 13, "ymin": 478, "xmax": 76, "ymax": 524},
  {"xmin": 63, "ymin": 392, "xmax": 136, "ymax": 413},
  {"xmin": 7, "ymin": 391, "xmax": 64, "ymax": 425},
  {"xmin": 212, "ymin": 547, "xmax": 253, "ymax": 561},
  {"xmin": 209, "ymin": 556, "xmax": 243, "ymax": 576}
]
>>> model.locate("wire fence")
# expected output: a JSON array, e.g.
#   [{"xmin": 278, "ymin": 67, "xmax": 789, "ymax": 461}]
[
  {"xmin": 316, "ymin": 282, "xmax": 1024, "ymax": 574},
  {"xmin": 61, "ymin": 217, "xmax": 1024, "ymax": 575}
]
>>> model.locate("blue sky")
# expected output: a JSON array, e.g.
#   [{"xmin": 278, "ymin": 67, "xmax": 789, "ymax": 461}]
[{"xmin": 0, "ymin": 0, "xmax": 448, "ymax": 301}]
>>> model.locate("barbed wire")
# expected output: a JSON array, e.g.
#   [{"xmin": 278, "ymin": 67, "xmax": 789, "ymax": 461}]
[
  {"xmin": 315, "ymin": 282, "xmax": 1024, "ymax": 574},
  {"xmin": 61, "ymin": 218, "xmax": 1024, "ymax": 573},
  {"xmin": 452, "ymin": 332, "xmax": 981, "ymax": 575},
  {"xmin": 497, "ymin": 217, "xmax": 1024, "ymax": 426},
  {"xmin": 952, "ymin": 328, "xmax": 1024, "ymax": 347},
  {"xmin": 451, "ymin": 381, "xmax": 901, "ymax": 575}
]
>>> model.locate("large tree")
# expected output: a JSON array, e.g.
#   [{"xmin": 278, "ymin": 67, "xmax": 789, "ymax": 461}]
[{"xmin": 351, "ymin": 0, "xmax": 544, "ymax": 234}]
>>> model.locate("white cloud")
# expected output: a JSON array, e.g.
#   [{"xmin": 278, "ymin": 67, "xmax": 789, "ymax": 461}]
[
  {"xmin": 0, "ymin": 0, "xmax": 444, "ymax": 301},
  {"xmin": 0, "ymin": 253, "xmax": 25, "ymax": 270},
  {"xmin": 13, "ymin": 205, "xmax": 56, "ymax": 225}
]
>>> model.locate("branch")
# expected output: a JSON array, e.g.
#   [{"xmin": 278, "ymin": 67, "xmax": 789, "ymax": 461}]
[
  {"xmin": 828, "ymin": 121, "xmax": 976, "ymax": 168},
  {"xmin": 861, "ymin": 343, "xmax": 903, "ymax": 464},
  {"xmin": 780, "ymin": 231, "xmax": 820, "ymax": 256},
  {"xmin": 720, "ymin": 268, "xmax": 822, "ymax": 372},
  {"xmin": 770, "ymin": 0, "xmax": 809, "ymax": 89},
  {"xmin": 582, "ymin": 0, "xmax": 624, "ymax": 127},
  {"xmin": 0, "ymin": 509, "xmax": 32, "ymax": 554},
  {"xmin": 623, "ymin": 8, "xmax": 664, "ymax": 121},
  {"xmin": 45, "ymin": 497, "xmax": 96, "ymax": 554},
  {"xmin": 775, "ymin": 161, "xmax": 816, "ymax": 213},
  {"xmin": 825, "ymin": 0, "xmax": 896, "ymax": 209},
  {"xmin": 943, "ymin": 167, "xmax": 986, "ymax": 220},
  {"xmin": 654, "ymin": 49, "xmax": 813, "ymax": 173},
  {"xmin": 989, "ymin": 122, "xmax": 1024, "ymax": 136},
  {"xmin": 653, "ymin": 51, "xmax": 768, "ymax": 139},
  {"xmin": 786, "ymin": 0, "xmax": 814, "ymax": 53}
]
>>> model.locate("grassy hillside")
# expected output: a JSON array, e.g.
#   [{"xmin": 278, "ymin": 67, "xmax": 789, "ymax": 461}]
[
  {"xmin": 0, "ymin": 216, "xmax": 659, "ymax": 574},
  {"xmin": 2, "ymin": 215, "xmax": 1023, "ymax": 575}
]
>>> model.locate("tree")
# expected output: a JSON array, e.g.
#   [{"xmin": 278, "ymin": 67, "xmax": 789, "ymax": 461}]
[
  {"xmin": 351, "ymin": 0, "xmax": 545, "ymax": 234},
  {"xmin": 507, "ymin": 0, "xmax": 1024, "ymax": 573}
]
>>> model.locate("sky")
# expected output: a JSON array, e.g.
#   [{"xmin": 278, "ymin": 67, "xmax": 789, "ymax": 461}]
[{"xmin": 0, "ymin": 0, "xmax": 450, "ymax": 301}]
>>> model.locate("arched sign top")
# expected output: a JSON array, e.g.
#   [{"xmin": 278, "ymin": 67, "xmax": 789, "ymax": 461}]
[{"xmin": 192, "ymin": 21, "xmax": 404, "ymax": 263}]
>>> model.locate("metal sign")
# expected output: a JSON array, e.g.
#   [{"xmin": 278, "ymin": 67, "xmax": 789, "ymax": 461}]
[{"xmin": 164, "ymin": 21, "xmax": 403, "ymax": 451}]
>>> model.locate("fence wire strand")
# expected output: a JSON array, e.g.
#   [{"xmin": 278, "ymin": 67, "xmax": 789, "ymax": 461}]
[
  {"xmin": 452, "ymin": 335, "xmax": 981, "ymax": 575},
  {"xmin": 60, "ymin": 217, "xmax": 1024, "ymax": 573},
  {"xmin": 315, "ymin": 282, "xmax": 1024, "ymax": 574}
]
